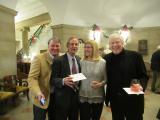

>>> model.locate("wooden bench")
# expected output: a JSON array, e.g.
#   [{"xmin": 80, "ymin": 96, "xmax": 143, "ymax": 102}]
[
  {"xmin": 16, "ymin": 86, "xmax": 29, "ymax": 100},
  {"xmin": 0, "ymin": 91, "xmax": 15, "ymax": 102},
  {"xmin": 0, "ymin": 91, "xmax": 15, "ymax": 114},
  {"xmin": 0, "ymin": 86, "xmax": 29, "ymax": 102},
  {"xmin": 0, "ymin": 74, "xmax": 29, "ymax": 114},
  {"xmin": 1, "ymin": 75, "xmax": 29, "ymax": 101},
  {"xmin": 0, "ymin": 76, "xmax": 29, "ymax": 114}
]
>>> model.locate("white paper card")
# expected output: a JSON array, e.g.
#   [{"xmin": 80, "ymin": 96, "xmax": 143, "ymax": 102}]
[
  {"xmin": 70, "ymin": 73, "xmax": 87, "ymax": 82},
  {"xmin": 123, "ymin": 88, "xmax": 144, "ymax": 95}
]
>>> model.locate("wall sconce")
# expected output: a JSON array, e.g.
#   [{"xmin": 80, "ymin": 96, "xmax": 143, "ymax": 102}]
[
  {"xmin": 23, "ymin": 54, "xmax": 31, "ymax": 62},
  {"xmin": 119, "ymin": 25, "xmax": 133, "ymax": 43},
  {"xmin": 89, "ymin": 24, "xmax": 101, "ymax": 43}
]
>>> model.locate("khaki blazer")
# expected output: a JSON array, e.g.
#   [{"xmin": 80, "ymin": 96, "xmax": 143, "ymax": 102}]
[{"xmin": 28, "ymin": 51, "xmax": 52, "ymax": 109}]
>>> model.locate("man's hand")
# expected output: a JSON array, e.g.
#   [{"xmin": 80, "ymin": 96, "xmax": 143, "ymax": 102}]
[
  {"xmin": 64, "ymin": 76, "xmax": 75, "ymax": 88},
  {"xmin": 36, "ymin": 92, "xmax": 45, "ymax": 101},
  {"xmin": 130, "ymin": 84, "xmax": 143, "ymax": 92}
]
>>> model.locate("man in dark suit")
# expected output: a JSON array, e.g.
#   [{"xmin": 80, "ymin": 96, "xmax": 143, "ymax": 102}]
[
  {"xmin": 150, "ymin": 46, "xmax": 160, "ymax": 93},
  {"xmin": 50, "ymin": 36, "xmax": 81, "ymax": 120},
  {"xmin": 104, "ymin": 33, "xmax": 148, "ymax": 120}
]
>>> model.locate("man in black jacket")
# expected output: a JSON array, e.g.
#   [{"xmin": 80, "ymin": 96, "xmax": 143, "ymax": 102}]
[
  {"xmin": 104, "ymin": 33, "xmax": 148, "ymax": 120},
  {"xmin": 50, "ymin": 36, "xmax": 81, "ymax": 120},
  {"xmin": 151, "ymin": 46, "xmax": 160, "ymax": 93},
  {"xmin": 157, "ymin": 108, "xmax": 160, "ymax": 119}
]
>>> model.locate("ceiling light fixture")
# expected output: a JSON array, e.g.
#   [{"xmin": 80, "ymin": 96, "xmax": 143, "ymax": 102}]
[
  {"xmin": 89, "ymin": 24, "xmax": 101, "ymax": 42},
  {"xmin": 119, "ymin": 25, "xmax": 133, "ymax": 43}
]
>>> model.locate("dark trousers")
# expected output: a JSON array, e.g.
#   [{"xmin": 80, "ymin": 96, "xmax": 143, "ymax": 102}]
[
  {"xmin": 33, "ymin": 93, "xmax": 55, "ymax": 120},
  {"xmin": 48, "ymin": 93, "xmax": 55, "ymax": 120},
  {"xmin": 54, "ymin": 90, "xmax": 79, "ymax": 120},
  {"xmin": 151, "ymin": 71, "xmax": 158, "ymax": 91},
  {"xmin": 33, "ymin": 105, "xmax": 47, "ymax": 120},
  {"xmin": 157, "ymin": 108, "xmax": 160, "ymax": 119},
  {"xmin": 152, "ymin": 71, "xmax": 160, "ymax": 92},
  {"xmin": 110, "ymin": 96, "xmax": 143, "ymax": 120},
  {"xmin": 79, "ymin": 102, "xmax": 103, "ymax": 120}
]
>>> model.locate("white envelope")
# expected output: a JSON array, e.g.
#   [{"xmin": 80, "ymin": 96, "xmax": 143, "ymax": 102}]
[
  {"xmin": 70, "ymin": 73, "xmax": 87, "ymax": 82},
  {"xmin": 123, "ymin": 88, "xmax": 144, "ymax": 95}
]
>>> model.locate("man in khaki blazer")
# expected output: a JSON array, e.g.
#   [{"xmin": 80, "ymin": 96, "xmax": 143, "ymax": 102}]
[{"xmin": 28, "ymin": 37, "xmax": 61, "ymax": 120}]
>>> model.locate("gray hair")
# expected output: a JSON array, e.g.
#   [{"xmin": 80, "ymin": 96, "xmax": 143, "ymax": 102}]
[{"xmin": 109, "ymin": 33, "xmax": 124, "ymax": 42}]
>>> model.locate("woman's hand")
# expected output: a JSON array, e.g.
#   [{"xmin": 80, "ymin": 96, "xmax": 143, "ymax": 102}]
[{"xmin": 91, "ymin": 80, "xmax": 103, "ymax": 89}]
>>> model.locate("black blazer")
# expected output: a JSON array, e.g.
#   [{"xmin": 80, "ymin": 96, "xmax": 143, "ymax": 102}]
[
  {"xmin": 51, "ymin": 53, "xmax": 81, "ymax": 88},
  {"xmin": 151, "ymin": 50, "xmax": 160, "ymax": 71},
  {"xmin": 50, "ymin": 53, "xmax": 81, "ymax": 107}
]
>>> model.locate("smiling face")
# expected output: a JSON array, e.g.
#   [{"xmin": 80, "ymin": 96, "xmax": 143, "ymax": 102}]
[
  {"xmin": 48, "ymin": 40, "xmax": 61, "ymax": 57},
  {"xmin": 84, "ymin": 43, "xmax": 93, "ymax": 58},
  {"xmin": 109, "ymin": 36, "xmax": 124, "ymax": 55},
  {"xmin": 67, "ymin": 37, "xmax": 79, "ymax": 56}
]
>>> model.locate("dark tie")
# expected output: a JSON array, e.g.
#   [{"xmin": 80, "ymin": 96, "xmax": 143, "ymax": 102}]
[
  {"xmin": 72, "ymin": 58, "xmax": 79, "ymax": 91},
  {"xmin": 72, "ymin": 58, "xmax": 77, "ymax": 74}
]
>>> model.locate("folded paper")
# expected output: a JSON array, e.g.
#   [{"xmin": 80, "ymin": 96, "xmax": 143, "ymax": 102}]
[{"xmin": 70, "ymin": 73, "xmax": 87, "ymax": 82}]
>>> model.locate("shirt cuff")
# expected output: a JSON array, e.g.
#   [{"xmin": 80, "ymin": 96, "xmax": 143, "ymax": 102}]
[{"xmin": 62, "ymin": 78, "xmax": 65, "ymax": 86}]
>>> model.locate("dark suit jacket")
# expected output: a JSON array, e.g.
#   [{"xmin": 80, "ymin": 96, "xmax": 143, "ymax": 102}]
[
  {"xmin": 104, "ymin": 49, "xmax": 148, "ymax": 114},
  {"xmin": 151, "ymin": 49, "xmax": 160, "ymax": 71},
  {"xmin": 50, "ymin": 53, "xmax": 81, "ymax": 109}
]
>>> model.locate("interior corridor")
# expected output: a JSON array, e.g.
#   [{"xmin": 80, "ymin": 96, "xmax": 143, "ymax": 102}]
[{"xmin": 0, "ymin": 79, "xmax": 160, "ymax": 120}]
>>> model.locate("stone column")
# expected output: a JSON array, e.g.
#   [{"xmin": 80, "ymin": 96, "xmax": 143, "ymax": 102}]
[
  {"xmin": 0, "ymin": 5, "xmax": 17, "ymax": 78},
  {"xmin": 51, "ymin": 24, "xmax": 88, "ymax": 53},
  {"xmin": 21, "ymin": 27, "xmax": 30, "ymax": 56},
  {"xmin": 51, "ymin": 25, "xmax": 64, "ymax": 52}
]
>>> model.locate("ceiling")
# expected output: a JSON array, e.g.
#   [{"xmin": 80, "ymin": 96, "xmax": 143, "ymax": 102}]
[{"xmin": 0, "ymin": 0, "xmax": 160, "ymax": 28}]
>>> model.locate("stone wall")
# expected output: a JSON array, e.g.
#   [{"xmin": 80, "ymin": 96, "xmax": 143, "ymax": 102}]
[
  {"xmin": 51, "ymin": 24, "xmax": 89, "ymax": 54},
  {"xmin": 51, "ymin": 24, "xmax": 160, "ymax": 62},
  {"xmin": 127, "ymin": 27, "xmax": 160, "ymax": 62},
  {"xmin": 0, "ymin": 5, "xmax": 17, "ymax": 78}
]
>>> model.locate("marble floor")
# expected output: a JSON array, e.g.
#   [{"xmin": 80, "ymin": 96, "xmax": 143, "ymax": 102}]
[{"xmin": 0, "ymin": 81, "xmax": 160, "ymax": 120}]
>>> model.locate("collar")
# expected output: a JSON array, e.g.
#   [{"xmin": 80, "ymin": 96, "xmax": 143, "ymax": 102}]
[
  {"xmin": 48, "ymin": 51, "xmax": 54, "ymax": 59},
  {"xmin": 112, "ymin": 49, "xmax": 125, "ymax": 56},
  {"xmin": 67, "ymin": 52, "xmax": 76, "ymax": 60}
]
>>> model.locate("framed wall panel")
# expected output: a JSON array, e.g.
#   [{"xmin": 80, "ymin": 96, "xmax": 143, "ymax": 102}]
[{"xmin": 138, "ymin": 39, "xmax": 148, "ymax": 55}]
